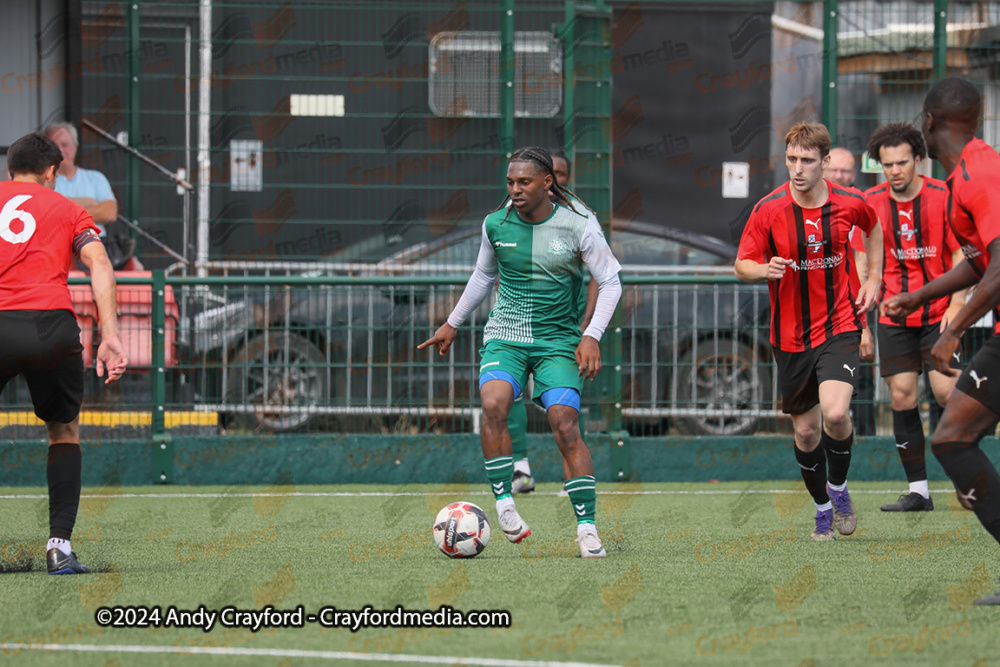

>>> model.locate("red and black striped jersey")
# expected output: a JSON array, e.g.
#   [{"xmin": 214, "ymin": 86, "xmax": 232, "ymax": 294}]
[
  {"xmin": 866, "ymin": 177, "xmax": 958, "ymax": 327},
  {"xmin": 738, "ymin": 180, "xmax": 879, "ymax": 352},
  {"xmin": 946, "ymin": 138, "xmax": 1000, "ymax": 334}
]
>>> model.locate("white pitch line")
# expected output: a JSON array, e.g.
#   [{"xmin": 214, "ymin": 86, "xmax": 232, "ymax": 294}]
[
  {"xmin": 0, "ymin": 643, "xmax": 620, "ymax": 667},
  {"xmin": 0, "ymin": 487, "xmax": 960, "ymax": 500}
]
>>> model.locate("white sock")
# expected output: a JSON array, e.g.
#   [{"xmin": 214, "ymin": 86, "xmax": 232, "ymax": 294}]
[
  {"xmin": 815, "ymin": 501, "xmax": 833, "ymax": 512},
  {"xmin": 496, "ymin": 497, "xmax": 515, "ymax": 514},
  {"xmin": 909, "ymin": 480, "xmax": 930, "ymax": 499},
  {"xmin": 828, "ymin": 481, "xmax": 847, "ymax": 493},
  {"xmin": 47, "ymin": 538, "xmax": 71, "ymax": 555},
  {"xmin": 577, "ymin": 523, "xmax": 597, "ymax": 538},
  {"xmin": 513, "ymin": 460, "xmax": 531, "ymax": 476}
]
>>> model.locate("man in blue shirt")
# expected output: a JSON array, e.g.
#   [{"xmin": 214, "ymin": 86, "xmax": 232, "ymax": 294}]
[{"xmin": 45, "ymin": 122, "xmax": 118, "ymax": 236}]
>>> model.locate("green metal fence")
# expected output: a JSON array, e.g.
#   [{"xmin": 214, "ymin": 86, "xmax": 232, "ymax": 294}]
[{"xmin": 4, "ymin": 1, "xmax": 1000, "ymax": 449}]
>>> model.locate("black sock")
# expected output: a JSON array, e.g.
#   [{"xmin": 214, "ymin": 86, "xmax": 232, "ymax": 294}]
[
  {"xmin": 931, "ymin": 441, "xmax": 1000, "ymax": 545},
  {"xmin": 892, "ymin": 407, "xmax": 927, "ymax": 483},
  {"xmin": 47, "ymin": 443, "xmax": 82, "ymax": 541},
  {"xmin": 823, "ymin": 430, "xmax": 853, "ymax": 487},
  {"xmin": 794, "ymin": 444, "xmax": 829, "ymax": 505}
]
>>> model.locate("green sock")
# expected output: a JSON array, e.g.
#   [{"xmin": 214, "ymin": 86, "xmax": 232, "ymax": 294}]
[
  {"xmin": 565, "ymin": 475, "xmax": 596, "ymax": 525},
  {"xmin": 485, "ymin": 455, "xmax": 514, "ymax": 500},
  {"xmin": 507, "ymin": 398, "xmax": 528, "ymax": 462}
]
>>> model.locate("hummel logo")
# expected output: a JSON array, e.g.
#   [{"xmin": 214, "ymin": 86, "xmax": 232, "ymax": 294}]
[
  {"xmin": 896, "ymin": 441, "xmax": 909, "ymax": 450},
  {"xmin": 971, "ymin": 371, "xmax": 988, "ymax": 389},
  {"xmin": 899, "ymin": 210, "xmax": 913, "ymax": 220},
  {"xmin": 830, "ymin": 450, "xmax": 850, "ymax": 455},
  {"xmin": 958, "ymin": 488, "xmax": 977, "ymax": 504},
  {"xmin": 798, "ymin": 463, "xmax": 818, "ymax": 472},
  {"xmin": 843, "ymin": 364, "xmax": 856, "ymax": 377},
  {"xmin": 574, "ymin": 503, "xmax": 586, "ymax": 516},
  {"xmin": 805, "ymin": 218, "xmax": 820, "ymax": 230},
  {"xmin": 492, "ymin": 482, "xmax": 504, "ymax": 493},
  {"xmin": 494, "ymin": 241, "xmax": 517, "ymax": 248}
]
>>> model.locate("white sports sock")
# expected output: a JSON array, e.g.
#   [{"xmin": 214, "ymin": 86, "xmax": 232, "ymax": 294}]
[
  {"xmin": 828, "ymin": 481, "xmax": 847, "ymax": 493},
  {"xmin": 47, "ymin": 538, "xmax": 71, "ymax": 555},
  {"xmin": 815, "ymin": 501, "xmax": 833, "ymax": 512},
  {"xmin": 496, "ymin": 497, "xmax": 515, "ymax": 514},
  {"xmin": 577, "ymin": 523, "xmax": 597, "ymax": 538},
  {"xmin": 909, "ymin": 480, "xmax": 930, "ymax": 499},
  {"xmin": 513, "ymin": 460, "xmax": 531, "ymax": 476}
]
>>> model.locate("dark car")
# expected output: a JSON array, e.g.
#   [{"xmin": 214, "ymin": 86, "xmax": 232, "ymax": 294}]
[{"xmin": 191, "ymin": 221, "xmax": 773, "ymax": 436}]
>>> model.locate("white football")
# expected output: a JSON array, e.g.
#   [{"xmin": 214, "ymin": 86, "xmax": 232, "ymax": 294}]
[{"xmin": 433, "ymin": 501, "xmax": 491, "ymax": 558}]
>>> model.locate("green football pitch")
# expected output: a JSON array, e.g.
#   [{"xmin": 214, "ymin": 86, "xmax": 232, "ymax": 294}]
[{"xmin": 0, "ymin": 482, "xmax": 996, "ymax": 666}]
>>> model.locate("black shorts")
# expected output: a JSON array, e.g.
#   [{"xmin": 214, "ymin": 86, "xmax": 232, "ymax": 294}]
[
  {"xmin": 955, "ymin": 333, "xmax": 1000, "ymax": 415},
  {"xmin": 0, "ymin": 310, "xmax": 84, "ymax": 423},
  {"xmin": 878, "ymin": 322, "xmax": 964, "ymax": 377},
  {"xmin": 774, "ymin": 332, "xmax": 861, "ymax": 415}
]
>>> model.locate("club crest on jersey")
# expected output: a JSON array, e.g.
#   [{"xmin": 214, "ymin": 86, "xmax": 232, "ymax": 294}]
[
  {"xmin": 806, "ymin": 234, "xmax": 824, "ymax": 253},
  {"xmin": 898, "ymin": 222, "xmax": 915, "ymax": 242},
  {"xmin": 548, "ymin": 237, "xmax": 570, "ymax": 255}
]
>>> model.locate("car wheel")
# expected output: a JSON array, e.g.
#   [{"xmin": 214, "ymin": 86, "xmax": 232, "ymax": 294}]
[
  {"xmin": 675, "ymin": 338, "xmax": 770, "ymax": 436},
  {"xmin": 224, "ymin": 332, "xmax": 327, "ymax": 433}
]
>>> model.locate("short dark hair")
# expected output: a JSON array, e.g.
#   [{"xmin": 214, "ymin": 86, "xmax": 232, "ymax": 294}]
[
  {"xmin": 548, "ymin": 148, "xmax": 570, "ymax": 176},
  {"xmin": 923, "ymin": 77, "xmax": 982, "ymax": 125},
  {"xmin": 7, "ymin": 132, "xmax": 63, "ymax": 176},
  {"xmin": 866, "ymin": 122, "xmax": 927, "ymax": 163}
]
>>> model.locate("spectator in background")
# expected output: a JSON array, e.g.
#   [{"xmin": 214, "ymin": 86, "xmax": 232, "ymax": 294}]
[
  {"xmin": 826, "ymin": 147, "xmax": 858, "ymax": 189},
  {"xmin": 45, "ymin": 122, "xmax": 118, "ymax": 237}
]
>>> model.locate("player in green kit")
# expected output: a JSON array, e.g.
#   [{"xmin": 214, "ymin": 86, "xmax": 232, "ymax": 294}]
[
  {"xmin": 509, "ymin": 149, "xmax": 598, "ymax": 494},
  {"xmin": 419, "ymin": 147, "xmax": 622, "ymax": 557}
]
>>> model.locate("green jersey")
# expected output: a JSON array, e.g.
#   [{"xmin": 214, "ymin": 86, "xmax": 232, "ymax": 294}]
[{"xmin": 478, "ymin": 201, "xmax": 620, "ymax": 345}]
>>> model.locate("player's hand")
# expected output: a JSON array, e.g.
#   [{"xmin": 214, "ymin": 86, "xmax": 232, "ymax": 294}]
[
  {"xmin": 766, "ymin": 257, "xmax": 794, "ymax": 280},
  {"xmin": 881, "ymin": 292, "xmax": 921, "ymax": 324},
  {"xmin": 860, "ymin": 326, "xmax": 874, "ymax": 362},
  {"xmin": 96, "ymin": 334, "xmax": 128, "ymax": 384},
  {"xmin": 576, "ymin": 336, "xmax": 601, "ymax": 380},
  {"xmin": 931, "ymin": 328, "xmax": 962, "ymax": 376},
  {"xmin": 940, "ymin": 301, "xmax": 964, "ymax": 333},
  {"xmin": 856, "ymin": 276, "xmax": 881, "ymax": 314},
  {"xmin": 417, "ymin": 323, "xmax": 458, "ymax": 356}
]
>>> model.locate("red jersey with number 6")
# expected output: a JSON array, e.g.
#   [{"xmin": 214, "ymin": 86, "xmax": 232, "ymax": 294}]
[
  {"xmin": 866, "ymin": 177, "xmax": 958, "ymax": 327},
  {"xmin": 738, "ymin": 180, "xmax": 879, "ymax": 352},
  {"xmin": 946, "ymin": 138, "xmax": 1000, "ymax": 334},
  {"xmin": 0, "ymin": 181, "xmax": 99, "ymax": 312}
]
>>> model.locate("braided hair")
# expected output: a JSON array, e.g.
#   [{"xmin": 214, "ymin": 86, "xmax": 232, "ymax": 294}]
[{"xmin": 492, "ymin": 147, "xmax": 594, "ymax": 222}]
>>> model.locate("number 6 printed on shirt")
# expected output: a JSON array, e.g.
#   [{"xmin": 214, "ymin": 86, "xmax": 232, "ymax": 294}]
[{"xmin": 0, "ymin": 195, "xmax": 37, "ymax": 244}]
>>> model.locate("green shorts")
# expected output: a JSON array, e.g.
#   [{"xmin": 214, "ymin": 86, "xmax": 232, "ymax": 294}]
[{"xmin": 479, "ymin": 339, "xmax": 583, "ymax": 407}]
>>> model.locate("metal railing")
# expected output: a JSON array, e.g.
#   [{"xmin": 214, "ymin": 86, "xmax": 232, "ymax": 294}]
[
  {"xmin": 1, "ymin": 272, "xmax": 785, "ymax": 441},
  {"xmin": 7, "ymin": 271, "xmax": 992, "ymax": 444}
]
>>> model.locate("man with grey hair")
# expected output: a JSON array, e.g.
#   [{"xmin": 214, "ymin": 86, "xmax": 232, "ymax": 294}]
[{"xmin": 44, "ymin": 122, "xmax": 118, "ymax": 236}]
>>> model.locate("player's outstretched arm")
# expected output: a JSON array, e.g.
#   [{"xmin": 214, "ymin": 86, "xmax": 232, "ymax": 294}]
[
  {"xmin": 882, "ymin": 259, "xmax": 979, "ymax": 324},
  {"xmin": 734, "ymin": 257, "xmax": 793, "ymax": 283},
  {"xmin": 941, "ymin": 251, "xmax": 970, "ymax": 332},
  {"xmin": 419, "ymin": 224, "xmax": 498, "ymax": 356},
  {"xmin": 855, "ymin": 224, "xmax": 883, "ymax": 313},
  {"xmin": 931, "ymin": 238, "xmax": 1000, "ymax": 374},
  {"xmin": 418, "ymin": 322, "xmax": 458, "ymax": 356},
  {"xmin": 79, "ymin": 241, "xmax": 128, "ymax": 383}
]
